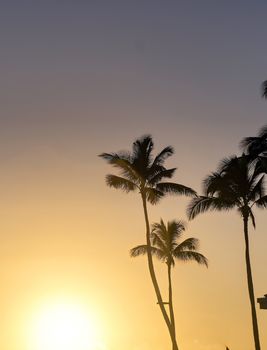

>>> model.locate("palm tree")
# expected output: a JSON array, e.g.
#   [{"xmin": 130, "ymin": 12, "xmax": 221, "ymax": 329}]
[
  {"xmin": 130, "ymin": 219, "xmax": 208, "ymax": 343},
  {"xmin": 99, "ymin": 135, "xmax": 196, "ymax": 350},
  {"xmin": 187, "ymin": 155, "xmax": 267, "ymax": 350}
]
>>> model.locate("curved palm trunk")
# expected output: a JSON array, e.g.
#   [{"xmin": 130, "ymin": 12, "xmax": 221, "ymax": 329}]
[
  {"xmin": 243, "ymin": 215, "xmax": 261, "ymax": 350},
  {"xmin": 168, "ymin": 263, "xmax": 178, "ymax": 350},
  {"xmin": 141, "ymin": 193, "xmax": 178, "ymax": 350}
]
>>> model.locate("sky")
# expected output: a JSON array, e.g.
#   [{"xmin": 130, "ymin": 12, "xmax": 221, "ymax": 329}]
[{"xmin": 1, "ymin": 1, "xmax": 267, "ymax": 349}]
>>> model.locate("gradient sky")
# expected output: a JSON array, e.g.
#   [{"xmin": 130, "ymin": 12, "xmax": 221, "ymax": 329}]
[{"xmin": 1, "ymin": 1, "xmax": 267, "ymax": 350}]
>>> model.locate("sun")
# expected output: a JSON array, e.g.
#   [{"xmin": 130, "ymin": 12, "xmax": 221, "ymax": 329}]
[{"xmin": 28, "ymin": 300, "xmax": 104, "ymax": 350}]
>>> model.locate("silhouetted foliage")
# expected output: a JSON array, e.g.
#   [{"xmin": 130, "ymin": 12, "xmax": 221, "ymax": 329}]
[
  {"xmin": 187, "ymin": 155, "xmax": 265, "ymax": 350},
  {"xmin": 240, "ymin": 82, "xmax": 267, "ymax": 167},
  {"xmin": 131, "ymin": 218, "xmax": 207, "ymax": 346},
  {"xmin": 240, "ymin": 125, "xmax": 267, "ymax": 174},
  {"xmin": 100, "ymin": 135, "xmax": 196, "ymax": 204},
  {"xmin": 100, "ymin": 135, "xmax": 196, "ymax": 350},
  {"xmin": 130, "ymin": 219, "xmax": 208, "ymax": 267}
]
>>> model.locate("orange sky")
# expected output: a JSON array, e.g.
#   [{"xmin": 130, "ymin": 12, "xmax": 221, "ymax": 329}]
[{"xmin": 1, "ymin": 132, "xmax": 267, "ymax": 350}]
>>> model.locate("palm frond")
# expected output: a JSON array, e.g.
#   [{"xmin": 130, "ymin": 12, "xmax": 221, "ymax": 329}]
[
  {"xmin": 204, "ymin": 172, "xmax": 225, "ymax": 196},
  {"xmin": 187, "ymin": 196, "xmax": 235, "ymax": 220},
  {"xmin": 151, "ymin": 233, "xmax": 168, "ymax": 254},
  {"xmin": 254, "ymin": 195, "xmax": 267, "ymax": 209},
  {"xmin": 99, "ymin": 152, "xmax": 118, "ymax": 162},
  {"xmin": 218, "ymin": 156, "xmax": 238, "ymax": 173},
  {"xmin": 132, "ymin": 135, "xmax": 154, "ymax": 173},
  {"xmin": 156, "ymin": 182, "xmax": 196, "ymax": 197},
  {"xmin": 113, "ymin": 158, "xmax": 141, "ymax": 183},
  {"xmin": 144, "ymin": 187, "xmax": 164, "ymax": 205},
  {"xmin": 130, "ymin": 245, "xmax": 149, "ymax": 257},
  {"xmin": 151, "ymin": 219, "xmax": 186, "ymax": 251},
  {"xmin": 240, "ymin": 124, "xmax": 267, "ymax": 156},
  {"xmin": 152, "ymin": 146, "xmax": 174, "ymax": 167},
  {"xmin": 99, "ymin": 152, "xmax": 131, "ymax": 163},
  {"xmin": 106, "ymin": 174, "xmax": 137, "ymax": 192},
  {"xmin": 151, "ymin": 220, "xmax": 167, "ymax": 234},
  {"xmin": 172, "ymin": 251, "xmax": 208, "ymax": 267},
  {"xmin": 175, "ymin": 238, "xmax": 199, "ymax": 252},
  {"xmin": 168, "ymin": 220, "xmax": 186, "ymax": 244},
  {"xmin": 149, "ymin": 168, "xmax": 177, "ymax": 185},
  {"xmin": 151, "ymin": 220, "xmax": 168, "ymax": 243},
  {"xmin": 240, "ymin": 137, "xmax": 259, "ymax": 152},
  {"xmin": 249, "ymin": 175, "xmax": 265, "ymax": 202},
  {"xmin": 130, "ymin": 244, "xmax": 166, "ymax": 261},
  {"xmin": 255, "ymin": 157, "xmax": 267, "ymax": 174},
  {"xmin": 99, "ymin": 153, "xmax": 141, "ymax": 183}
]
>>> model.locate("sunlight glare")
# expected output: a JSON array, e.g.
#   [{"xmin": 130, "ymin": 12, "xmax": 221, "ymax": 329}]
[{"xmin": 29, "ymin": 300, "xmax": 104, "ymax": 350}]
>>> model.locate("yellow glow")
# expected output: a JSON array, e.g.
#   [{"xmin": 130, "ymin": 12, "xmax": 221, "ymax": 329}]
[{"xmin": 28, "ymin": 300, "xmax": 105, "ymax": 350}]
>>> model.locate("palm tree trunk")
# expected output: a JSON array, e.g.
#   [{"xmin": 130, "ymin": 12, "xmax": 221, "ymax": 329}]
[
  {"xmin": 168, "ymin": 263, "xmax": 178, "ymax": 350},
  {"xmin": 141, "ymin": 192, "xmax": 178, "ymax": 350},
  {"xmin": 243, "ymin": 215, "xmax": 261, "ymax": 350}
]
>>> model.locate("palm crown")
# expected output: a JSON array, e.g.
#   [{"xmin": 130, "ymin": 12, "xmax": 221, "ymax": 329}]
[
  {"xmin": 241, "ymin": 125, "xmax": 267, "ymax": 158},
  {"xmin": 99, "ymin": 135, "xmax": 196, "ymax": 204},
  {"xmin": 130, "ymin": 219, "xmax": 208, "ymax": 267},
  {"xmin": 187, "ymin": 155, "xmax": 267, "ymax": 225}
]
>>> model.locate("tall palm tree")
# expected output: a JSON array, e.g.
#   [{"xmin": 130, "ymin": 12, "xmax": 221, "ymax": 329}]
[
  {"xmin": 130, "ymin": 219, "xmax": 208, "ymax": 343},
  {"xmin": 187, "ymin": 155, "xmax": 267, "ymax": 350},
  {"xmin": 99, "ymin": 135, "xmax": 196, "ymax": 350}
]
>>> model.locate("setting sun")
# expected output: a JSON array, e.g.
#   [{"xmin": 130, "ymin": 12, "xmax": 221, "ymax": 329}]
[{"xmin": 27, "ymin": 300, "xmax": 104, "ymax": 350}]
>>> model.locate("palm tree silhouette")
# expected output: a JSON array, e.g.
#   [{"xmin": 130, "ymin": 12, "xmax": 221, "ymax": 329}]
[
  {"xmin": 187, "ymin": 155, "xmax": 267, "ymax": 350},
  {"xmin": 130, "ymin": 219, "xmax": 208, "ymax": 342},
  {"xmin": 99, "ymin": 135, "xmax": 196, "ymax": 350}
]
